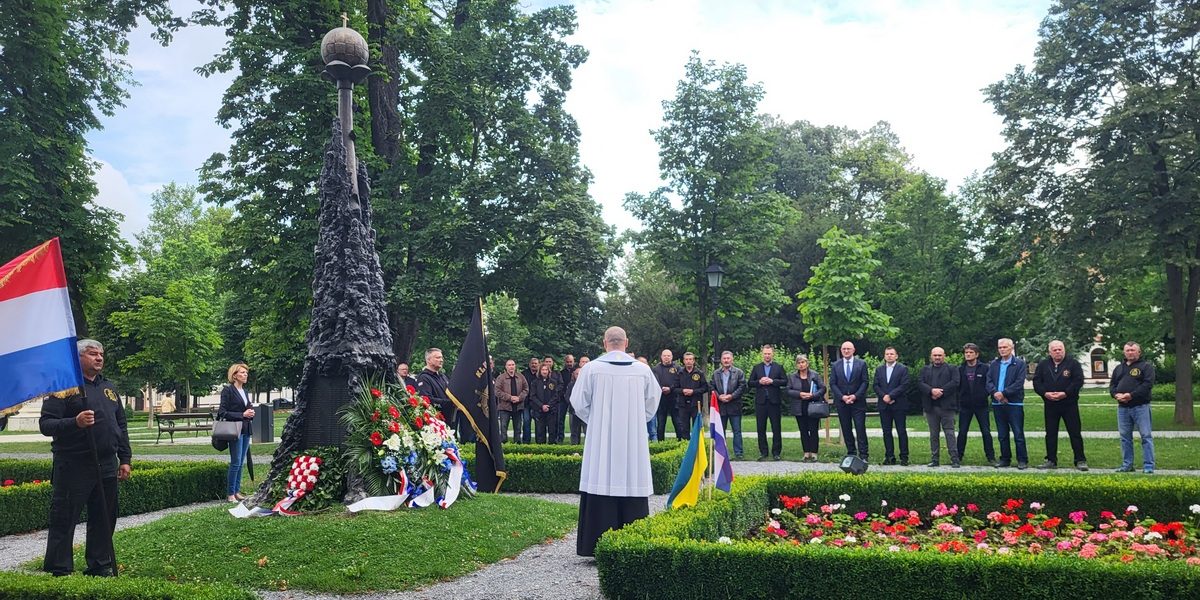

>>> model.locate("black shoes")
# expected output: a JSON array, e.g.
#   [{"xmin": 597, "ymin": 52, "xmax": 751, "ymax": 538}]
[
  {"xmin": 757, "ymin": 455, "xmax": 768, "ymax": 462},
  {"xmin": 1037, "ymin": 461, "xmax": 1057, "ymax": 469},
  {"xmin": 926, "ymin": 461, "xmax": 939, "ymax": 468},
  {"xmin": 1075, "ymin": 461, "xmax": 1089, "ymax": 471},
  {"xmin": 951, "ymin": 461, "xmax": 961, "ymax": 468},
  {"xmin": 1017, "ymin": 462, "xmax": 1028, "ymax": 470},
  {"xmin": 772, "ymin": 455, "xmax": 782, "ymax": 461},
  {"xmin": 882, "ymin": 457, "xmax": 897, "ymax": 466},
  {"xmin": 994, "ymin": 461, "xmax": 1011, "ymax": 468},
  {"xmin": 900, "ymin": 459, "xmax": 909, "ymax": 466}
]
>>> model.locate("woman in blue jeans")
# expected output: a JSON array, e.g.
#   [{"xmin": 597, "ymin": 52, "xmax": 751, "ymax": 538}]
[{"xmin": 218, "ymin": 363, "xmax": 255, "ymax": 502}]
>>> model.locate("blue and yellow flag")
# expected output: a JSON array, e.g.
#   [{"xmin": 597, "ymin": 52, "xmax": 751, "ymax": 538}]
[{"xmin": 666, "ymin": 413, "xmax": 708, "ymax": 509}]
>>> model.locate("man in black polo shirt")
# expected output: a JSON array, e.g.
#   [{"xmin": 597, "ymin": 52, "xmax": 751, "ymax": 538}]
[
  {"xmin": 40, "ymin": 339, "xmax": 131, "ymax": 577},
  {"xmin": 1110, "ymin": 341, "xmax": 1155, "ymax": 474},
  {"xmin": 1032, "ymin": 340, "xmax": 1087, "ymax": 470}
]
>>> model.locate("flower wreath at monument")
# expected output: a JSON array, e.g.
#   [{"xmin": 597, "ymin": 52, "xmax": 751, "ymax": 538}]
[{"xmin": 341, "ymin": 382, "xmax": 476, "ymax": 511}]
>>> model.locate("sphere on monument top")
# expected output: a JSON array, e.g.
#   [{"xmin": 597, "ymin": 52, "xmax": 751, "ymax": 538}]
[{"xmin": 321, "ymin": 27, "xmax": 368, "ymax": 67}]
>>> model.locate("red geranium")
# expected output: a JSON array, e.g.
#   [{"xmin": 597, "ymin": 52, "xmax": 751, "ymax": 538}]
[
  {"xmin": 408, "ymin": 396, "xmax": 419, "ymax": 407},
  {"xmin": 370, "ymin": 388, "xmax": 383, "ymax": 398},
  {"xmin": 370, "ymin": 431, "xmax": 383, "ymax": 446},
  {"xmin": 1005, "ymin": 498, "xmax": 1024, "ymax": 512},
  {"xmin": 2, "ymin": 479, "xmax": 13, "ymax": 487},
  {"xmin": 406, "ymin": 385, "xmax": 417, "ymax": 394},
  {"xmin": 388, "ymin": 405, "xmax": 401, "ymax": 419},
  {"xmin": 415, "ymin": 417, "xmax": 425, "ymax": 429},
  {"xmin": 1042, "ymin": 517, "xmax": 1062, "ymax": 529},
  {"xmin": 388, "ymin": 421, "xmax": 401, "ymax": 433},
  {"xmin": 422, "ymin": 397, "xmax": 430, "ymax": 407},
  {"xmin": 370, "ymin": 410, "xmax": 381, "ymax": 422}
]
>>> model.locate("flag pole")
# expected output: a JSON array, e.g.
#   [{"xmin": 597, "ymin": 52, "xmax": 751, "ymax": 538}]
[{"xmin": 701, "ymin": 398, "xmax": 711, "ymax": 502}]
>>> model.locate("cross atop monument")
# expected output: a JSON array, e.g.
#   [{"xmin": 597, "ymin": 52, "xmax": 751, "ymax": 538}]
[{"xmin": 341, "ymin": 12, "xmax": 348, "ymax": 27}]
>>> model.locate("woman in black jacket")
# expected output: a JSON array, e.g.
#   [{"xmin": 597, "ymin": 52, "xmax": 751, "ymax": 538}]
[
  {"xmin": 529, "ymin": 364, "xmax": 559, "ymax": 444},
  {"xmin": 218, "ymin": 363, "xmax": 255, "ymax": 502},
  {"xmin": 786, "ymin": 355, "xmax": 826, "ymax": 463}
]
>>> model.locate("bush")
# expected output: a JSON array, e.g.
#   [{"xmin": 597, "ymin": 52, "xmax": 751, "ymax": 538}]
[
  {"xmin": 462, "ymin": 443, "xmax": 686, "ymax": 494},
  {"xmin": 1151, "ymin": 383, "xmax": 1200, "ymax": 403},
  {"xmin": 0, "ymin": 572, "xmax": 253, "ymax": 600},
  {"xmin": 0, "ymin": 460, "xmax": 226, "ymax": 536},
  {"xmin": 596, "ymin": 473, "xmax": 1200, "ymax": 599}
]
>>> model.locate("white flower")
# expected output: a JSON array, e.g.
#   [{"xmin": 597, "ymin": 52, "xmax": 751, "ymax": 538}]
[
  {"xmin": 844, "ymin": 536, "xmax": 857, "ymax": 543},
  {"xmin": 1127, "ymin": 505, "xmax": 1139, "ymax": 514},
  {"xmin": 401, "ymin": 431, "xmax": 415, "ymax": 450},
  {"xmin": 383, "ymin": 433, "xmax": 403, "ymax": 452},
  {"xmin": 997, "ymin": 547, "xmax": 1011, "ymax": 555},
  {"xmin": 718, "ymin": 536, "xmax": 732, "ymax": 544},
  {"xmin": 810, "ymin": 537, "xmax": 823, "ymax": 544},
  {"xmin": 1144, "ymin": 531, "xmax": 1163, "ymax": 540},
  {"xmin": 881, "ymin": 500, "xmax": 888, "ymax": 507},
  {"xmin": 1030, "ymin": 502, "xmax": 1043, "ymax": 510},
  {"xmin": 887, "ymin": 545, "xmax": 901, "ymax": 552},
  {"xmin": 1190, "ymin": 504, "xmax": 1200, "ymax": 515},
  {"xmin": 977, "ymin": 542, "xmax": 990, "ymax": 550},
  {"xmin": 839, "ymin": 493, "xmax": 851, "ymax": 502},
  {"xmin": 771, "ymin": 508, "xmax": 782, "ymax": 515}
]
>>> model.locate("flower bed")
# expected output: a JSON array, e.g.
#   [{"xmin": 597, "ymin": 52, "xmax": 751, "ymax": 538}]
[
  {"xmin": 757, "ymin": 493, "xmax": 1200, "ymax": 564},
  {"xmin": 595, "ymin": 473, "xmax": 1200, "ymax": 599}
]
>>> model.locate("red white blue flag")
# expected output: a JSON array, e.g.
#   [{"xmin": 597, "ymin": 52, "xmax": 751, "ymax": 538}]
[
  {"xmin": 0, "ymin": 238, "xmax": 82, "ymax": 411},
  {"xmin": 709, "ymin": 391, "xmax": 734, "ymax": 492}
]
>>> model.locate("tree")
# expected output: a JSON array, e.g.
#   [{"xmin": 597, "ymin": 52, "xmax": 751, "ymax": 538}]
[
  {"xmin": 603, "ymin": 249, "xmax": 693, "ymax": 359},
  {"xmin": 986, "ymin": 0, "xmax": 1200, "ymax": 422},
  {"xmin": 796, "ymin": 226, "xmax": 897, "ymax": 390},
  {"xmin": 625, "ymin": 52, "xmax": 793, "ymax": 361},
  {"xmin": 0, "ymin": 0, "xmax": 181, "ymax": 334},
  {"xmin": 483, "ymin": 293, "xmax": 531, "ymax": 366}
]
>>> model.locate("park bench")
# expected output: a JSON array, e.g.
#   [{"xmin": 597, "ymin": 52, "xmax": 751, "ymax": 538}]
[{"xmin": 154, "ymin": 411, "xmax": 214, "ymax": 444}]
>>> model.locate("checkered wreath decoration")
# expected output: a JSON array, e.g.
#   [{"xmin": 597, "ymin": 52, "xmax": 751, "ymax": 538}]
[{"xmin": 272, "ymin": 455, "xmax": 323, "ymax": 516}]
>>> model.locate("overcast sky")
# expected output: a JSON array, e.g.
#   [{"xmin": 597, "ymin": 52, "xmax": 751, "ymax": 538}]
[{"xmin": 89, "ymin": 0, "xmax": 1052, "ymax": 241}]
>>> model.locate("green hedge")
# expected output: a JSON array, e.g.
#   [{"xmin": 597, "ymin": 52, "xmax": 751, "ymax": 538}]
[
  {"xmin": 1151, "ymin": 383, "xmax": 1200, "ymax": 403},
  {"xmin": 462, "ymin": 443, "xmax": 686, "ymax": 494},
  {"xmin": 0, "ymin": 572, "xmax": 253, "ymax": 600},
  {"xmin": 596, "ymin": 474, "xmax": 1200, "ymax": 599},
  {"xmin": 0, "ymin": 460, "xmax": 226, "ymax": 536}
]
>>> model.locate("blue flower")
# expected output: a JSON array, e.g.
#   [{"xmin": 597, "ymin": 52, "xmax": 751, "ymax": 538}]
[
  {"xmin": 406, "ymin": 451, "xmax": 418, "ymax": 465},
  {"xmin": 380, "ymin": 455, "xmax": 398, "ymax": 474},
  {"xmin": 440, "ymin": 458, "xmax": 452, "ymax": 473}
]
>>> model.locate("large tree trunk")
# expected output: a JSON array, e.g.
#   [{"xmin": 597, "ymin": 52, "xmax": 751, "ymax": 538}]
[
  {"xmin": 366, "ymin": 0, "xmax": 402, "ymax": 165},
  {"xmin": 1166, "ymin": 261, "xmax": 1199, "ymax": 425}
]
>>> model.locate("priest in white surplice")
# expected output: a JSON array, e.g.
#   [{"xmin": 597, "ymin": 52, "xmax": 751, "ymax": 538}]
[{"xmin": 570, "ymin": 326, "xmax": 660, "ymax": 556}]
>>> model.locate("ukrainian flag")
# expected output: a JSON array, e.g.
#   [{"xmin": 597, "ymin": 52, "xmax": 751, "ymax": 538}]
[{"xmin": 666, "ymin": 413, "xmax": 707, "ymax": 509}]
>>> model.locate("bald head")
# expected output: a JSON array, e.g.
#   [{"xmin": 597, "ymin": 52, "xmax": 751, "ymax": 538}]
[
  {"xmin": 930, "ymin": 347, "xmax": 946, "ymax": 366},
  {"xmin": 603, "ymin": 326, "xmax": 628, "ymax": 351}
]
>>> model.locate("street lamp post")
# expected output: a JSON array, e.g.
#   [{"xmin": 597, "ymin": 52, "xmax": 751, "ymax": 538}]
[{"xmin": 705, "ymin": 263, "xmax": 724, "ymax": 367}]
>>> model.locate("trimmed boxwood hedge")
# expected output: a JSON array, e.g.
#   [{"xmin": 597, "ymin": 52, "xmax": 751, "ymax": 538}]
[
  {"xmin": 461, "ymin": 442, "xmax": 686, "ymax": 494},
  {"xmin": 0, "ymin": 459, "xmax": 227, "ymax": 536},
  {"xmin": 0, "ymin": 572, "xmax": 253, "ymax": 600},
  {"xmin": 596, "ymin": 473, "xmax": 1200, "ymax": 599}
]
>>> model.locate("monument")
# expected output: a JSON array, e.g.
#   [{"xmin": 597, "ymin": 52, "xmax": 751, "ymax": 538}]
[{"xmin": 247, "ymin": 20, "xmax": 392, "ymax": 505}]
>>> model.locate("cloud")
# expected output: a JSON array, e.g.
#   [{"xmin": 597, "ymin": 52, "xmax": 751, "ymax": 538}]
[
  {"xmin": 92, "ymin": 160, "xmax": 147, "ymax": 242},
  {"xmin": 564, "ymin": 0, "xmax": 1052, "ymax": 232}
]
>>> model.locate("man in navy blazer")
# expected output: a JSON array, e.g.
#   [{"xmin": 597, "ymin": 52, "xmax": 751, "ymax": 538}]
[
  {"xmin": 986, "ymin": 337, "xmax": 1028, "ymax": 469},
  {"xmin": 748, "ymin": 345, "xmax": 787, "ymax": 461},
  {"xmin": 830, "ymin": 340, "xmax": 870, "ymax": 461},
  {"xmin": 873, "ymin": 347, "xmax": 910, "ymax": 465}
]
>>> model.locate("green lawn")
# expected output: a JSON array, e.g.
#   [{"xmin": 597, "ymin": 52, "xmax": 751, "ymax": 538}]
[
  {"xmin": 0, "ymin": 440, "xmax": 279, "ymax": 456},
  {"xmin": 722, "ymin": 436, "xmax": 1200, "ymax": 470},
  {"xmin": 58, "ymin": 494, "xmax": 577, "ymax": 593}
]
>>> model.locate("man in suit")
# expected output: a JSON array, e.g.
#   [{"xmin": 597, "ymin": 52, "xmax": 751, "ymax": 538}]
[
  {"xmin": 1032, "ymin": 340, "xmax": 1088, "ymax": 470},
  {"xmin": 919, "ymin": 347, "xmax": 961, "ymax": 467},
  {"xmin": 711, "ymin": 350, "xmax": 747, "ymax": 459},
  {"xmin": 672, "ymin": 352, "xmax": 708, "ymax": 439},
  {"xmin": 748, "ymin": 344, "xmax": 787, "ymax": 461},
  {"xmin": 987, "ymin": 337, "xmax": 1028, "ymax": 469},
  {"xmin": 651, "ymin": 350, "xmax": 681, "ymax": 440},
  {"xmin": 830, "ymin": 341, "xmax": 870, "ymax": 461},
  {"xmin": 957, "ymin": 343, "xmax": 996, "ymax": 466},
  {"xmin": 873, "ymin": 346, "xmax": 910, "ymax": 465}
]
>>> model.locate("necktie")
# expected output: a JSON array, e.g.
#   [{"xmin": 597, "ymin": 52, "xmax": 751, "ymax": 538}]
[{"xmin": 845, "ymin": 362, "xmax": 851, "ymax": 381}]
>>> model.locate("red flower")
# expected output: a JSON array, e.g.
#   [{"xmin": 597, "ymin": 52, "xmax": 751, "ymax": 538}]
[
  {"xmin": 436, "ymin": 411, "xmax": 446, "ymax": 421},
  {"xmin": 32, "ymin": 480, "xmax": 42, "ymax": 484},
  {"xmin": 370, "ymin": 410, "xmax": 381, "ymax": 422},
  {"xmin": 2, "ymin": 479, "xmax": 13, "ymax": 487},
  {"xmin": 406, "ymin": 385, "xmax": 417, "ymax": 394},
  {"xmin": 370, "ymin": 388, "xmax": 383, "ymax": 398},
  {"xmin": 422, "ymin": 397, "xmax": 430, "ymax": 407},
  {"xmin": 1042, "ymin": 517, "xmax": 1062, "ymax": 529},
  {"xmin": 408, "ymin": 396, "xmax": 419, "ymax": 407},
  {"xmin": 415, "ymin": 417, "xmax": 425, "ymax": 429},
  {"xmin": 1100, "ymin": 511, "xmax": 1116, "ymax": 520},
  {"xmin": 388, "ymin": 405, "xmax": 401, "ymax": 419},
  {"xmin": 1005, "ymin": 498, "xmax": 1024, "ymax": 512},
  {"xmin": 966, "ymin": 503, "xmax": 979, "ymax": 513},
  {"xmin": 370, "ymin": 431, "xmax": 383, "ymax": 446},
  {"xmin": 388, "ymin": 421, "xmax": 401, "ymax": 433}
]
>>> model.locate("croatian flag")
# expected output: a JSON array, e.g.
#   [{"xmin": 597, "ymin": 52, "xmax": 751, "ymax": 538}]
[
  {"xmin": 709, "ymin": 392, "xmax": 733, "ymax": 492},
  {"xmin": 0, "ymin": 239, "xmax": 83, "ymax": 412}
]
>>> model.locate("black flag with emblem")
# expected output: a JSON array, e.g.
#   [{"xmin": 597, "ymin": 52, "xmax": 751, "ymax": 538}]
[{"xmin": 447, "ymin": 299, "xmax": 507, "ymax": 492}]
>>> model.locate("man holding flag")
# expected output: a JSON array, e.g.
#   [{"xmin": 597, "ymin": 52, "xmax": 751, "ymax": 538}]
[
  {"xmin": 446, "ymin": 299, "xmax": 507, "ymax": 493},
  {"xmin": 570, "ymin": 326, "xmax": 659, "ymax": 557}
]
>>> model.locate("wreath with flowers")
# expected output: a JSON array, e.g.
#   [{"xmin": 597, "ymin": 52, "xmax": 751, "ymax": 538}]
[{"xmin": 341, "ymin": 380, "xmax": 475, "ymax": 508}]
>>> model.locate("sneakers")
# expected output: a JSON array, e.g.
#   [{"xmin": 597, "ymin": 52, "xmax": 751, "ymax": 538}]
[
  {"xmin": 1075, "ymin": 461, "xmax": 1089, "ymax": 471},
  {"xmin": 1144, "ymin": 468, "xmax": 1154, "ymax": 474},
  {"xmin": 757, "ymin": 455, "xmax": 768, "ymax": 462},
  {"xmin": 1116, "ymin": 465, "xmax": 1135, "ymax": 472},
  {"xmin": 1016, "ymin": 462, "xmax": 1028, "ymax": 470},
  {"xmin": 994, "ymin": 461, "xmax": 1011, "ymax": 468},
  {"xmin": 925, "ymin": 461, "xmax": 940, "ymax": 468},
  {"xmin": 772, "ymin": 455, "xmax": 782, "ymax": 461},
  {"xmin": 1036, "ymin": 461, "xmax": 1057, "ymax": 470},
  {"xmin": 950, "ymin": 461, "xmax": 961, "ymax": 468}
]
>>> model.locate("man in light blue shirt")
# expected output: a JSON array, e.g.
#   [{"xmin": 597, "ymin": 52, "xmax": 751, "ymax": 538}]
[{"xmin": 986, "ymin": 337, "xmax": 1028, "ymax": 469}]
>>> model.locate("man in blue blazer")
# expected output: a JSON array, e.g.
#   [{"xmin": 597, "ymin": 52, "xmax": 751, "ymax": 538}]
[
  {"xmin": 748, "ymin": 345, "xmax": 787, "ymax": 461},
  {"xmin": 873, "ymin": 346, "xmax": 910, "ymax": 465},
  {"xmin": 830, "ymin": 340, "xmax": 870, "ymax": 461},
  {"xmin": 986, "ymin": 337, "xmax": 1028, "ymax": 469}
]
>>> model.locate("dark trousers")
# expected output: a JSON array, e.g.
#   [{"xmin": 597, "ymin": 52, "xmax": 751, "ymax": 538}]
[
  {"xmin": 836, "ymin": 402, "xmax": 869, "ymax": 460},
  {"xmin": 655, "ymin": 397, "xmax": 673, "ymax": 441},
  {"xmin": 1045, "ymin": 400, "xmax": 1086, "ymax": 464},
  {"xmin": 555, "ymin": 401, "xmax": 569, "ymax": 443},
  {"xmin": 514, "ymin": 408, "xmax": 531, "ymax": 443},
  {"xmin": 795, "ymin": 416, "xmax": 820, "ymax": 453},
  {"xmin": 755, "ymin": 402, "xmax": 782, "ymax": 457},
  {"xmin": 44, "ymin": 460, "xmax": 118, "ymax": 576},
  {"xmin": 956, "ymin": 403, "xmax": 995, "ymax": 461},
  {"xmin": 576, "ymin": 492, "xmax": 649, "ymax": 557},
  {"xmin": 457, "ymin": 412, "xmax": 477, "ymax": 443},
  {"xmin": 570, "ymin": 413, "xmax": 586, "ymax": 445},
  {"xmin": 878, "ymin": 405, "xmax": 908, "ymax": 461},
  {"xmin": 533, "ymin": 409, "xmax": 559, "ymax": 443},
  {"xmin": 675, "ymin": 401, "xmax": 698, "ymax": 440},
  {"xmin": 498, "ymin": 410, "xmax": 513, "ymax": 442}
]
